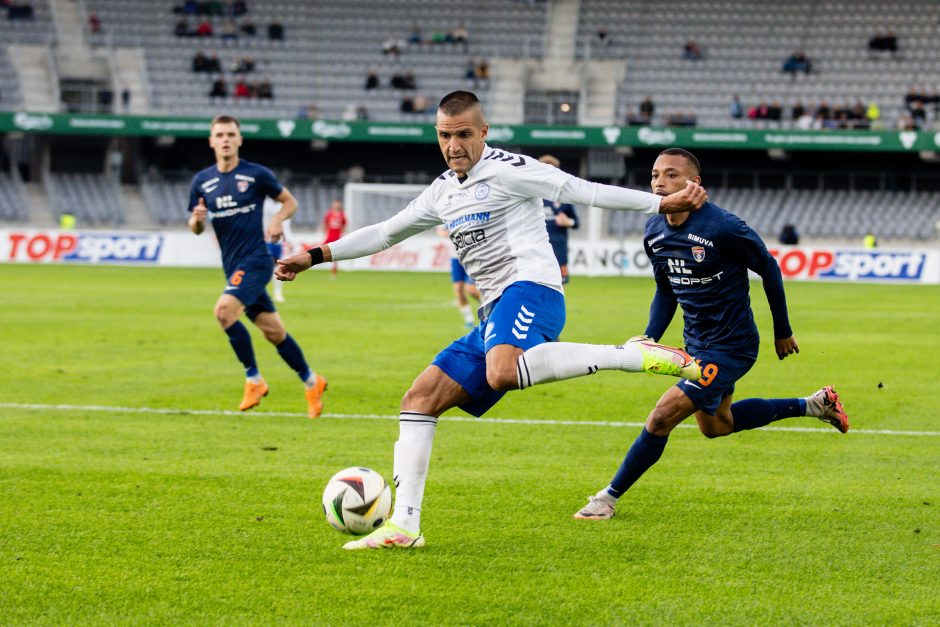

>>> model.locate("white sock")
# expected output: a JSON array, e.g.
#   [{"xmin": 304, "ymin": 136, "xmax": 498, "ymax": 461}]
[
  {"xmin": 598, "ymin": 487, "xmax": 618, "ymax": 504},
  {"xmin": 273, "ymin": 282, "xmax": 283, "ymax": 298},
  {"xmin": 458, "ymin": 304, "xmax": 474, "ymax": 325},
  {"xmin": 247, "ymin": 373, "xmax": 263, "ymax": 384},
  {"xmin": 516, "ymin": 342, "xmax": 644, "ymax": 389},
  {"xmin": 303, "ymin": 372, "xmax": 319, "ymax": 388},
  {"xmin": 390, "ymin": 412, "xmax": 437, "ymax": 533}
]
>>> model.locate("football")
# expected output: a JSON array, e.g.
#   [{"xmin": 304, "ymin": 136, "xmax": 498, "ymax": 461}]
[{"xmin": 321, "ymin": 467, "xmax": 393, "ymax": 535}]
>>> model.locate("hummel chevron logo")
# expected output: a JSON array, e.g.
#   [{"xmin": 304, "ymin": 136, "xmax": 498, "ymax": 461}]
[
  {"xmin": 512, "ymin": 305, "xmax": 536, "ymax": 340},
  {"xmin": 587, "ymin": 365, "xmax": 599, "ymax": 375}
]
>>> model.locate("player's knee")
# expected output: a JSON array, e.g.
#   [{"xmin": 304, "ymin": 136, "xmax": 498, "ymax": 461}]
[
  {"xmin": 262, "ymin": 327, "xmax": 286, "ymax": 344},
  {"xmin": 214, "ymin": 304, "xmax": 237, "ymax": 328},
  {"xmin": 645, "ymin": 406, "xmax": 678, "ymax": 436},
  {"xmin": 699, "ymin": 424, "xmax": 730, "ymax": 439},
  {"xmin": 485, "ymin": 366, "xmax": 517, "ymax": 392}
]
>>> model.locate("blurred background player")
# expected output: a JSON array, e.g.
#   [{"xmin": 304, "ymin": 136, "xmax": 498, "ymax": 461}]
[
  {"xmin": 538, "ymin": 155, "xmax": 580, "ymax": 283},
  {"xmin": 574, "ymin": 148, "xmax": 849, "ymax": 521},
  {"xmin": 188, "ymin": 114, "xmax": 327, "ymax": 418},
  {"xmin": 263, "ymin": 195, "xmax": 293, "ymax": 303},
  {"xmin": 277, "ymin": 91, "xmax": 707, "ymax": 550},
  {"xmin": 322, "ymin": 198, "xmax": 347, "ymax": 278},
  {"xmin": 438, "ymin": 225, "xmax": 480, "ymax": 328}
]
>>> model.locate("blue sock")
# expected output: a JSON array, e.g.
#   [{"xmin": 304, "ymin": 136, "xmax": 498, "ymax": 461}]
[
  {"xmin": 731, "ymin": 398, "xmax": 806, "ymax": 432},
  {"xmin": 224, "ymin": 321, "xmax": 258, "ymax": 377},
  {"xmin": 607, "ymin": 428, "xmax": 669, "ymax": 498},
  {"xmin": 276, "ymin": 334, "xmax": 312, "ymax": 382}
]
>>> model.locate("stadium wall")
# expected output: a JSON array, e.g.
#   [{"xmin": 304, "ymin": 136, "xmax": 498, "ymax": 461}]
[{"xmin": 3, "ymin": 228, "xmax": 937, "ymax": 284}]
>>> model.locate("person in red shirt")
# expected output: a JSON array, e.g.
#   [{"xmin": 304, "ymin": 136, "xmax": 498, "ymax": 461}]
[{"xmin": 322, "ymin": 198, "xmax": 347, "ymax": 277}]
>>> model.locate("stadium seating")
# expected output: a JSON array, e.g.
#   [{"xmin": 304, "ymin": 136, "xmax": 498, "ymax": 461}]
[
  {"xmin": 0, "ymin": 171, "xmax": 28, "ymax": 221},
  {"xmin": 47, "ymin": 172, "xmax": 125, "ymax": 226},
  {"xmin": 606, "ymin": 186, "xmax": 940, "ymax": 241}
]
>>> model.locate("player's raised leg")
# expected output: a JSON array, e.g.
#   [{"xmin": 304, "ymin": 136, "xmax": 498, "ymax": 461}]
[
  {"xmin": 253, "ymin": 310, "xmax": 327, "ymax": 418},
  {"xmin": 214, "ymin": 293, "xmax": 269, "ymax": 411},
  {"xmin": 343, "ymin": 365, "xmax": 471, "ymax": 550}
]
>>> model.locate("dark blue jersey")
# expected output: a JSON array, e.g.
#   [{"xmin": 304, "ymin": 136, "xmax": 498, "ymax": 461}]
[
  {"xmin": 643, "ymin": 201, "xmax": 791, "ymax": 358},
  {"xmin": 542, "ymin": 199, "xmax": 579, "ymax": 245},
  {"xmin": 188, "ymin": 159, "xmax": 283, "ymax": 274}
]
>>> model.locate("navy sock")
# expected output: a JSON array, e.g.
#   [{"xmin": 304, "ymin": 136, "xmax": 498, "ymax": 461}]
[
  {"xmin": 224, "ymin": 321, "xmax": 258, "ymax": 377},
  {"xmin": 731, "ymin": 398, "xmax": 806, "ymax": 432},
  {"xmin": 607, "ymin": 428, "xmax": 669, "ymax": 498},
  {"xmin": 276, "ymin": 334, "xmax": 311, "ymax": 382}
]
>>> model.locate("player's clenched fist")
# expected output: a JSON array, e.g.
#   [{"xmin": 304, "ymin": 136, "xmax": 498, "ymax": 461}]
[
  {"xmin": 275, "ymin": 251, "xmax": 313, "ymax": 281},
  {"xmin": 192, "ymin": 197, "xmax": 207, "ymax": 222},
  {"xmin": 659, "ymin": 180, "xmax": 708, "ymax": 214}
]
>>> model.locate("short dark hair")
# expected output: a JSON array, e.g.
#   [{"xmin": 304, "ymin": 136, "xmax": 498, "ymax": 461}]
[
  {"xmin": 659, "ymin": 147, "xmax": 700, "ymax": 175},
  {"xmin": 438, "ymin": 91, "xmax": 482, "ymax": 117},
  {"xmin": 210, "ymin": 114, "xmax": 241, "ymax": 129}
]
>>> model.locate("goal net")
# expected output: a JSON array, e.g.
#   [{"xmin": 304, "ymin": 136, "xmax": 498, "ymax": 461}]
[{"xmin": 343, "ymin": 183, "xmax": 429, "ymax": 232}]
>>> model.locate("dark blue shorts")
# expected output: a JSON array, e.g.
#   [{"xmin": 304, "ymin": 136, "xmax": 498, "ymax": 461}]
[
  {"xmin": 674, "ymin": 348, "xmax": 756, "ymax": 415},
  {"xmin": 223, "ymin": 257, "xmax": 276, "ymax": 321},
  {"xmin": 432, "ymin": 281, "xmax": 565, "ymax": 417},
  {"xmin": 450, "ymin": 258, "xmax": 473, "ymax": 284},
  {"xmin": 549, "ymin": 237, "xmax": 568, "ymax": 266}
]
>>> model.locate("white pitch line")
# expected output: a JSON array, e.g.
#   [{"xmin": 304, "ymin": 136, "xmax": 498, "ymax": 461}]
[{"xmin": 1, "ymin": 402, "xmax": 938, "ymax": 437}]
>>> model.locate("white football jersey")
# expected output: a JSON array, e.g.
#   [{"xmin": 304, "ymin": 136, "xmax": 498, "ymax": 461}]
[{"xmin": 330, "ymin": 144, "xmax": 660, "ymax": 306}]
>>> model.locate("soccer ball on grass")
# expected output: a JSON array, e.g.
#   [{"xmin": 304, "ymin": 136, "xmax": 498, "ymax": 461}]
[{"xmin": 322, "ymin": 466, "xmax": 392, "ymax": 535}]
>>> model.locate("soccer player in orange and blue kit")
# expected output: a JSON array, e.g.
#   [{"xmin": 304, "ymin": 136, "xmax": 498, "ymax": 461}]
[
  {"xmin": 188, "ymin": 114, "xmax": 327, "ymax": 418},
  {"xmin": 575, "ymin": 148, "xmax": 849, "ymax": 520}
]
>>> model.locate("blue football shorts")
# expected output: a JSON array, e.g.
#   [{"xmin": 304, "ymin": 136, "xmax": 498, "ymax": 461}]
[
  {"xmin": 449, "ymin": 258, "xmax": 473, "ymax": 284},
  {"xmin": 674, "ymin": 347, "xmax": 757, "ymax": 415},
  {"xmin": 432, "ymin": 281, "xmax": 565, "ymax": 417},
  {"xmin": 223, "ymin": 256, "xmax": 276, "ymax": 320}
]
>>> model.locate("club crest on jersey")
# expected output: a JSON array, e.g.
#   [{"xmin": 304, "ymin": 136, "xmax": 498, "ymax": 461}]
[
  {"xmin": 237, "ymin": 180, "xmax": 250, "ymax": 193},
  {"xmin": 692, "ymin": 246, "xmax": 706, "ymax": 262},
  {"xmin": 475, "ymin": 182, "xmax": 490, "ymax": 200}
]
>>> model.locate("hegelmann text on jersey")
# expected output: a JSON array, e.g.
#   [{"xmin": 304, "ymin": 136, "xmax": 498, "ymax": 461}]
[{"xmin": 445, "ymin": 211, "xmax": 491, "ymax": 231}]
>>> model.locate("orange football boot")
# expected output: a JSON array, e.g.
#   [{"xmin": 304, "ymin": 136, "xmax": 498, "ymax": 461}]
[
  {"xmin": 239, "ymin": 379, "xmax": 269, "ymax": 411},
  {"xmin": 305, "ymin": 374, "xmax": 328, "ymax": 418}
]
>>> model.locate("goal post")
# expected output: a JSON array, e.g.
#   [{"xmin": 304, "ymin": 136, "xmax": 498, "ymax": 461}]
[{"xmin": 343, "ymin": 183, "xmax": 428, "ymax": 232}]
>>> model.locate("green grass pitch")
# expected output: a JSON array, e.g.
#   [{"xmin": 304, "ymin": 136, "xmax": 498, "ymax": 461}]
[{"xmin": 1, "ymin": 264, "xmax": 938, "ymax": 624}]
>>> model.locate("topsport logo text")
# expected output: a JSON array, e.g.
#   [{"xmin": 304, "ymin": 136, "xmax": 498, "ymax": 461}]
[
  {"xmin": 6, "ymin": 232, "xmax": 164, "ymax": 263},
  {"xmin": 770, "ymin": 248, "xmax": 926, "ymax": 281}
]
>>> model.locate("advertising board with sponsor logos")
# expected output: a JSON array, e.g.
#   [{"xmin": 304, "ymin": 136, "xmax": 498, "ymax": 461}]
[{"xmin": 3, "ymin": 229, "xmax": 936, "ymax": 284}]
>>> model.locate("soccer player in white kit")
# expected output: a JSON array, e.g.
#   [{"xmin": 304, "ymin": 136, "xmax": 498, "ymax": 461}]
[
  {"xmin": 276, "ymin": 91, "xmax": 707, "ymax": 549},
  {"xmin": 263, "ymin": 196, "xmax": 292, "ymax": 303}
]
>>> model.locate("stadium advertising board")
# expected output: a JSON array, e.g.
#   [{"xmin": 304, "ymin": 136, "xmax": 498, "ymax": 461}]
[
  {"xmin": 2, "ymin": 112, "xmax": 940, "ymax": 152},
  {"xmin": 2, "ymin": 229, "xmax": 937, "ymax": 283}
]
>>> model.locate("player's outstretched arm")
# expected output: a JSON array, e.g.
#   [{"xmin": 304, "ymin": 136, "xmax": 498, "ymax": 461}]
[
  {"xmin": 775, "ymin": 335, "xmax": 799, "ymax": 360},
  {"xmin": 275, "ymin": 245, "xmax": 331, "ymax": 281},
  {"xmin": 658, "ymin": 180, "xmax": 708, "ymax": 214}
]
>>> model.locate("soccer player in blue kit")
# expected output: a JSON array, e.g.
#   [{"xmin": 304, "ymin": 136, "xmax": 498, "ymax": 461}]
[
  {"xmin": 277, "ymin": 92, "xmax": 708, "ymax": 549},
  {"xmin": 574, "ymin": 148, "xmax": 850, "ymax": 520},
  {"xmin": 188, "ymin": 115, "xmax": 327, "ymax": 418}
]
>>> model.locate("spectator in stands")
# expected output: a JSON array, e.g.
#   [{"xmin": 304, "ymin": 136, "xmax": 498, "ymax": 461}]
[
  {"xmin": 782, "ymin": 50, "xmax": 811, "ymax": 75},
  {"xmin": 851, "ymin": 101, "xmax": 869, "ymax": 129},
  {"xmin": 595, "ymin": 26, "xmax": 610, "ymax": 47},
  {"xmin": 730, "ymin": 95, "xmax": 743, "ymax": 119},
  {"xmin": 342, "ymin": 104, "xmax": 357, "ymax": 121},
  {"xmin": 210, "ymin": 78, "xmax": 227, "ymax": 99},
  {"xmin": 233, "ymin": 56, "xmax": 255, "ymax": 73},
  {"xmin": 121, "ymin": 87, "xmax": 131, "ymax": 112},
  {"xmin": 233, "ymin": 79, "xmax": 250, "ymax": 99},
  {"xmin": 173, "ymin": 0, "xmax": 198, "ymax": 15},
  {"xmin": 88, "ymin": 13, "xmax": 102, "ymax": 34},
  {"xmin": 866, "ymin": 101, "xmax": 881, "ymax": 128},
  {"xmin": 863, "ymin": 232, "xmax": 877, "ymax": 249},
  {"xmin": 345, "ymin": 163, "xmax": 365, "ymax": 183},
  {"xmin": 98, "ymin": 87, "xmax": 114, "ymax": 113},
  {"xmin": 240, "ymin": 19, "xmax": 256, "ymax": 36},
  {"xmin": 174, "ymin": 19, "xmax": 192, "ymax": 37},
  {"xmin": 400, "ymin": 94, "xmax": 415, "ymax": 113},
  {"xmin": 682, "ymin": 40, "xmax": 703, "ymax": 61},
  {"xmin": 257, "ymin": 79, "xmax": 273, "ymax": 99},
  {"xmin": 791, "ymin": 100, "xmax": 805, "ymax": 121},
  {"xmin": 230, "ymin": 0, "xmax": 248, "ymax": 17},
  {"xmin": 909, "ymin": 100, "xmax": 926, "ymax": 128},
  {"xmin": 748, "ymin": 100, "xmax": 769, "ymax": 120},
  {"xmin": 474, "ymin": 58, "xmax": 490, "ymax": 90},
  {"xmin": 7, "ymin": 1, "xmax": 35, "ymax": 20},
  {"xmin": 391, "ymin": 70, "xmax": 409, "ymax": 90},
  {"xmin": 666, "ymin": 112, "xmax": 697, "ymax": 127},
  {"xmin": 924, "ymin": 88, "xmax": 940, "ymax": 117},
  {"xmin": 408, "ymin": 22, "xmax": 423, "ymax": 45},
  {"xmin": 193, "ymin": 51, "xmax": 210, "ymax": 72},
  {"xmin": 364, "ymin": 69, "xmax": 379, "ymax": 90},
  {"xmin": 221, "ymin": 20, "xmax": 238, "ymax": 40},
  {"xmin": 816, "ymin": 101, "xmax": 831, "ymax": 119},
  {"xmin": 453, "ymin": 23, "xmax": 469, "ymax": 51},
  {"xmin": 195, "ymin": 19, "xmax": 213, "ymax": 37},
  {"xmin": 897, "ymin": 112, "xmax": 916, "ymax": 131},
  {"xmin": 794, "ymin": 108, "xmax": 813, "ymax": 130},
  {"xmin": 628, "ymin": 95, "xmax": 655, "ymax": 125},
  {"xmin": 904, "ymin": 85, "xmax": 924, "ymax": 110},
  {"xmin": 868, "ymin": 30, "xmax": 898, "ymax": 58},
  {"xmin": 355, "ymin": 105, "xmax": 369, "ymax": 120},
  {"xmin": 383, "ymin": 35, "xmax": 404, "ymax": 56},
  {"xmin": 268, "ymin": 19, "xmax": 284, "ymax": 40},
  {"xmin": 778, "ymin": 224, "xmax": 799, "ymax": 246},
  {"xmin": 767, "ymin": 101, "xmax": 783, "ymax": 122}
]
